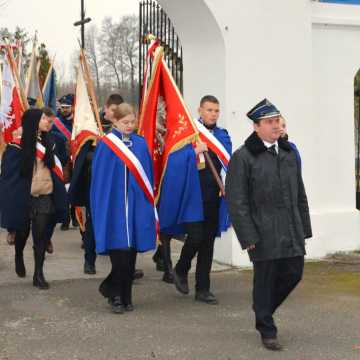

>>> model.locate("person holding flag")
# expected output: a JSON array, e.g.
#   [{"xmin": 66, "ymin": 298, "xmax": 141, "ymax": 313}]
[
  {"xmin": 91, "ymin": 103, "xmax": 157, "ymax": 314},
  {"xmin": 0, "ymin": 108, "xmax": 67, "ymax": 289},
  {"xmin": 160, "ymin": 95, "xmax": 232, "ymax": 304}
]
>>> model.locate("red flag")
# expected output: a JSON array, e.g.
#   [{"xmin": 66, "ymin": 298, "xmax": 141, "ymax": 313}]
[
  {"xmin": 0, "ymin": 56, "xmax": 24, "ymax": 143},
  {"xmin": 138, "ymin": 47, "xmax": 198, "ymax": 199}
]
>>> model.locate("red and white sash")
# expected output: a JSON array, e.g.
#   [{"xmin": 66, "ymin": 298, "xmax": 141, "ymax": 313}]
[
  {"xmin": 102, "ymin": 133, "xmax": 159, "ymax": 230},
  {"xmin": 36, "ymin": 142, "xmax": 64, "ymax": 182},
  {"xmin": 53, "ymin": 117, "xmax": 71, "ymax": 142},
  {"xmin": 195, "ymin": 120, "xmax": 230, "ymax": 168}
]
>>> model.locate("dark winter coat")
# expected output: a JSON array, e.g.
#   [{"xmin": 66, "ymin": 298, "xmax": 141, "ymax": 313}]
[
  {"xmin": 225, "ymin": 131, "xmax": 312, "ymax": 262},
  {"xmin": 0, "ymin": 141, "xmax": 67, "ymax": 231}
]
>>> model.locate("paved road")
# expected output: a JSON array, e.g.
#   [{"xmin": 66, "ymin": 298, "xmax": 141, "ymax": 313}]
[{"xmin": 0, "ymin": 228, "xmax": 360, "ymax": 360}]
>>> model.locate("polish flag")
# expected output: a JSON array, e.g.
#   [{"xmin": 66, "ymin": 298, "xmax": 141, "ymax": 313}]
[{"xmin": 0, "ymin": 57, "xmax": 24, "ymax": 143}]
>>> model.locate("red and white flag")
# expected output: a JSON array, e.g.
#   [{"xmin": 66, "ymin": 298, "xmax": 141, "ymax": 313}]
[
  {"xmin": 0, "ymin": 56, "xmax": 24, "ymax": 143},
  {"xmin": 71, "ymin": 58, "xmax": 100, "ymax": 160},
  {"xmin": 138, "ymin": 46, "xmax": 199, "ymax": 199}
]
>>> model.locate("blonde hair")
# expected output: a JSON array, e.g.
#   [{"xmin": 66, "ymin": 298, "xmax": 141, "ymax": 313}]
[{"xmin": 112, "ymin": 103, "xmax": 136, "ymax": 121}]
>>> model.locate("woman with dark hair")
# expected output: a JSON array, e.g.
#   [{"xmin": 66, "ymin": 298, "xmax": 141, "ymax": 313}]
[{"xmin": 0, "ymin": 108, "xmax": 67, "ymax": 289}]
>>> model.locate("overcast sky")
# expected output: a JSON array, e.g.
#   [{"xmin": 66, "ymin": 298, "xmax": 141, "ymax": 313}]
[{"xmin": 0, "ymin": 0, "xmax": 138, "ymax": 79}]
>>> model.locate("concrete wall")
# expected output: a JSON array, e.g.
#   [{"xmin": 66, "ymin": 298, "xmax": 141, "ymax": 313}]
[{"xmin": 159, "ymin": 0, "xmax": 360, "ymax": 266}]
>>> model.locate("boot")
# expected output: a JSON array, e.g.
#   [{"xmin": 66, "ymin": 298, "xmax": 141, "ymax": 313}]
[
  {"xmin": 122, "ymin": 277, "xmax": 134, "ymax": 312},
  {"xmin": 161, "ymin": 239, "xmax": 174, "ymax": 284},
  {"xmin": 15, "ymin": 252, "xmax": 26, "ymax": 278},
  {"xmin": 33, "ymin": 250, "xmax": 49, "ymax": 290}
]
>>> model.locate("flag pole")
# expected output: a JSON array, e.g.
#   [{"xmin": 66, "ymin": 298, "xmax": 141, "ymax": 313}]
[
  {"xmin": 5, "ymin": 44, "xmax": 28, "ymax": 110},
  {"xmin": 42, "ymin": 55, "xmax": 56, "ymax": 94},
  {"xmin": 79, "ymin": 48, "xmax": 103, "ymax": 136}
]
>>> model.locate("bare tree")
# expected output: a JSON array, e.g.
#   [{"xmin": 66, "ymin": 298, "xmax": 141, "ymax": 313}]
[
  {"xmin": 99, "ymin": 17, "xmax": 125, "ymax": 90},
  {"xmin": 121, "ymin": 15, "xmax": 139, "ymax": 103},
  {"xmin": 85, "ymin": 25, "xmax": 101, "ymax": 93}
]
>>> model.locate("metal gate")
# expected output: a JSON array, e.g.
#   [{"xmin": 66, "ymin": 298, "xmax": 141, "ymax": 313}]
[
  {"xmin": 355, "ymin": 78, "xmax": 360, "ymax": 209},
  {"xmin": 139, "ymin": 0, "xmax": 183, "ymax": 98}
]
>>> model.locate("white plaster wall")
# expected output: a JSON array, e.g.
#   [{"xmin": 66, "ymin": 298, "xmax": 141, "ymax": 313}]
[
  {"xmin": 158, "ymin": 0, "xmax": 226, "ymax": 118},
  {"xmin": 158, "ymin": 0, "xmax": 360, "ymax": 266}
]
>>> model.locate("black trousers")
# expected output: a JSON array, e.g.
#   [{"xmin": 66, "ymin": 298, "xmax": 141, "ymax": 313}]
[
  {"xmin": 83, "ymin": 207, "xmax": 96, "ymax": 266},
  {"xmin": 99, "ymin": 249, "xmax": 136, "ymax": 304},
  {"xmin": 253, "ymin": 256, "xmax": 304, "ymax": 339},
  {"xmin": 175, "ymin": 201, "xmax": 219, "ymax": 292}
]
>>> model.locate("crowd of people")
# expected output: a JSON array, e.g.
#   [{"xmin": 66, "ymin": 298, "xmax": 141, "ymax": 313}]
[{"xmin": 0, "ymin": 94, "xmax": 311, "ymax": 351}]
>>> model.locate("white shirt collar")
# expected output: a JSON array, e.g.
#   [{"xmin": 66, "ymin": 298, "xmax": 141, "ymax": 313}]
[{"xmin": 263, "ymin": 140, "xmax": 279, "ymax": 153}]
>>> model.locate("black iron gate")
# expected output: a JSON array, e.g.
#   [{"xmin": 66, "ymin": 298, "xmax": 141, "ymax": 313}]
[
  {"xmin": 139, "ymin": 0, "xmax": 183, "ymax": 98},
  {"xmin": 355, "ymin": 83, "xmax": 360, "ymax": 209}
]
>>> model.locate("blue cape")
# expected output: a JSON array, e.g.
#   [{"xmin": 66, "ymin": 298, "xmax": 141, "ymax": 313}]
[
  {"xmin": 158, "ymin": 125, "xmax": 232, "ymax": 237},
  {"xmin": 0, "ymin": 143, "xmax": 67, "ymax": 231},
  {"xmin": 158, "ymin": 143, "xmax": 204, "ymax": 235},
  {"xmin": 90, "ymin": 130, "xmax": 156, "ymax": 254}
]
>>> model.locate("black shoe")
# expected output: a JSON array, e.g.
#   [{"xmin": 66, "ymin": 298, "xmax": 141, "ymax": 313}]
[
  {"xmin": 33, "ymin": 275, "xmax": 50, "ymax": 290},
  {"xmin": 109, "ymin": 296, "xmax": 125, "ymax": 314},
  {"xmin": 60, "ymin": 224, "xmax": 69, "ymax": 231},
  {"xmin": 261, "ymin": 337, "xmax": 283, "ymax": 351},
  {"xmin": 84, "ymin": 262, "xmax": 96, "ymax": 275},
  {"xmin": 133, "ymin": 269, "xmax": 144, "ymax": 280},
  {"xmin": 33, "ymin": 251, "xmax": 49, "ymax": 290},
  {"xmin": 124, "ymin": 304, "xmax": 134, "ymax": 312},
  {"xmin": 162, "ymin": 271, "xmax": 174, "ymax": 284},
  {"xmin": 15, "ymin": 254, "xmax": 26, "ymax": 278},
  {"xmin": 72, "ymin": 219, "xmax": 79, "ymax": 227},
  {"xmin": 195, "ymin": 291, "xmax": 218, "ymax": 305},
  {"xmin": 173, "ymin": 269, "xmax": 189, "ymax": 295}
]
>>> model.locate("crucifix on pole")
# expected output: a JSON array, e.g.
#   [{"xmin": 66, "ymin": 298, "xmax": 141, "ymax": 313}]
[{"xmin": 73, "ymin": 0, "xmax": 92, "ymax": 49}]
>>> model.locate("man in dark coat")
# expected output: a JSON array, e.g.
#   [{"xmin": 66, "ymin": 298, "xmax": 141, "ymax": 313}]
[{"xmin": 225, "ymin": 99, "xmax": 312, "ymax": 351}]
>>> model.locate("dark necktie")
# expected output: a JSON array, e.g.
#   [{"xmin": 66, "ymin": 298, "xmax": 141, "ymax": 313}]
[{"xmin": 268, "ymin": 144, "xmax": 277, "ymax": 156}]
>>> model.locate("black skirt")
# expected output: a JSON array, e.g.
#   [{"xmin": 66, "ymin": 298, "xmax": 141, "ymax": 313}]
[{"xmin": 29, "ymin": 195, "xmax": 55, "ymax": 219}]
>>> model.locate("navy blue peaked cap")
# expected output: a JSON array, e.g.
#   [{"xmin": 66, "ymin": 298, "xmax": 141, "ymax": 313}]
[
  {"xmin": 59, "ymin": 94, "xmax": 74, "ymax": 106},
  {"xmin": 247, "ymin": 98, "xmax": 280, "ymax": 122}
]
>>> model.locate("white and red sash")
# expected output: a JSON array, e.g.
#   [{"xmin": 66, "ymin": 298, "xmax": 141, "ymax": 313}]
[
  {"xmin": 102, "ymin": 133, "xmax": 159, "ymax": 231},
  {"xmin": 11, "ymin": 138, "xmax": 64, "ymax": 182},
  {"xmin": 36, "ymin": 142, "xmax": 64, "ymax": 182},
  {"xmin": 53, "ymin": 117, "xmax": 71, "ymax": 142},
  {"xmin": 195, "ymin": 119, "xmax": 230, "ymax": 168}
]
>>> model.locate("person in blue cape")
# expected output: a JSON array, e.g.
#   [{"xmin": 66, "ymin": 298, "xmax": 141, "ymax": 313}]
[
  {"xmin": 69, "ymin": 93, "xmax": 124, "ymax": 276},
  {"xmin": 158, "ymin": 95, "xmax": 232, "ymax": 305},
  {"xmin": 91, "ymin": 103, "xmax": 156, "ymax": 314},
  {"xmin": 0, "ymin": 108, "xmax": 67, "ymax": 289}
]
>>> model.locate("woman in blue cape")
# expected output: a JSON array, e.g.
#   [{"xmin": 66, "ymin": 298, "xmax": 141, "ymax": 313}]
[
  {"xmin": 91, "ymin": 103, "xmax": 156, "ymax": 314},
  {"xmin": 0, "ymin": 108, "xmax": 67, "ymax": 289}
]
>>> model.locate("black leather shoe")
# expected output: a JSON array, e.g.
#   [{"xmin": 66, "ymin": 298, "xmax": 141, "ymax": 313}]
[
  {"xmin": 195, "ymin": 291, "xmax": 218, "ymax": 305},
  {"xmin": 124, "ymin": 304, "xmax": 134, "ymax": 312},
  {"xmin": 133, "ymin": 269, "xmax": 144, "ymax": 280},
  {"xmin": 60, "ymin": 224, "xmax": 69, "ymax": 231},
  {"xmin": 261, "ymin": 338, "xmax": 283, "ymax": 351},
  {"xmin": 84, "ymin": 262, "xmax": 96, "ymax": 275},
  {"xmin": 173, "ymin": 269, "xmax": 189, "ymax": 294},
  {"xmin": 15, "ymin": 254, "xmax": 26, "ymax": 278},
  {"xmin": 162, "ymin": 271, "xmax": 174, "ymax": 284},
  {"xmin": 109, "ymin": 296, "xmax": 124, "ymax": 314},
  {"xmin": 33, "ymin": 273, "xmax": 49, "ymax": 290}
]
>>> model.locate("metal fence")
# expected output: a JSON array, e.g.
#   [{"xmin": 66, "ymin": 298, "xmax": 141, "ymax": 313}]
[{"xmin": 139, "ymin": 0, "xmax": 183, "ymax": 98}]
